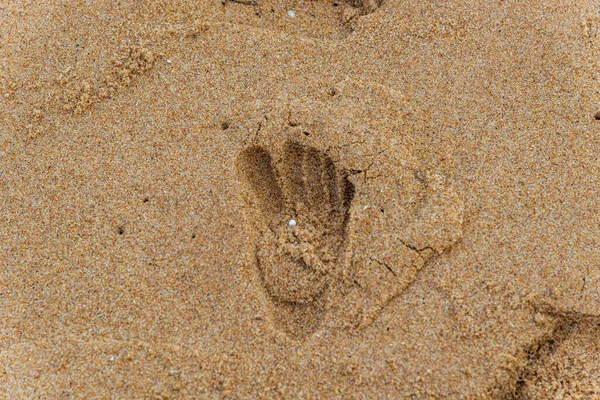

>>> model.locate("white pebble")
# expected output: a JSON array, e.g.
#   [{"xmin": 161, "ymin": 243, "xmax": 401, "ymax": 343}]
[
  {"xmin": 288, "ymin": 10, "xmax": 296, "ymax": 18},
  {"xmin": 288, "ymin": 219, "xmax": 297, "ymax": 227}
]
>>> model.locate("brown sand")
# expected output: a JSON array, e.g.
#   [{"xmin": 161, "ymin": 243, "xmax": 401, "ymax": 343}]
[{"xmin": 1, "ymin": 0, "xmax": 600, "ymax": 398}]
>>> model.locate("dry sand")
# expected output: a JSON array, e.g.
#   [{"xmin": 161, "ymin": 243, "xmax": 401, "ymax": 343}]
[{"xmin": 1, "ymin": 0, "xmax": 600, "ymax": 398}]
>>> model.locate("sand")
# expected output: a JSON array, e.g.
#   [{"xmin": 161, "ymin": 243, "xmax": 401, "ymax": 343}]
[{"xmin": 1, "ymin": 0, "xmax": 600, "ymax": 398}]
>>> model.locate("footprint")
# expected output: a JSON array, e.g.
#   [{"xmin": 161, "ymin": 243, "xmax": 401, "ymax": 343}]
[
  {"xmin": 493, "ymin": 305, "xmax": 600, "ymax": 399},
  {"xmin": 219, "ymin": 0, "xmax": 384, "ymax": 40},
  {"xmin": 516, "ymin": 320, "xmax": 600, "ymax": 399},
  {"xmin": 238, "ymin": 140, "xmax": 463, "ymax": 337},
  {"xmin": 235, "ymin": 79, "xmax": 464, "ymax": 337},
  {"xmin": 237, "ymin": 141, "xmax": 355, "ymax": 336}
]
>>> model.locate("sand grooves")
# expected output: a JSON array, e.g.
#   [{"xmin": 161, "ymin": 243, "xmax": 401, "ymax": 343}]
[
  {"xmin": 235, "ymin": 79, "xmax": 464, "ymax": 338},
  {"xmin": 516, "ymin": 318, "xmax": 600, "ymax": 399},
  {"xmin": 489, "ymin": 304, "xmax": 600, "ymax": 399},
  {"xmin": 219, "ymin": 0, "xmax": 383, "ymax": 40}
]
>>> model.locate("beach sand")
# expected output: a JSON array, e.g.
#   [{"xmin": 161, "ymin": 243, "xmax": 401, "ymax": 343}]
[{"xmin": 1, "ymin": 0, "xmax": 600, "ymax": 398}]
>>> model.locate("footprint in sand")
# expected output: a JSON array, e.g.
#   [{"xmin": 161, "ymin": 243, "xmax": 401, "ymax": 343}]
[
  {"xmin": 220, "ymin": 0, "xmax": 383, "ymax": 40},
  {"xmin": 237, "ymin": 141, "xmax": 355, "ymax": 336},
  {"xmin": 235, "ymin": 80, "xmax": 464, "ymax": 338}
]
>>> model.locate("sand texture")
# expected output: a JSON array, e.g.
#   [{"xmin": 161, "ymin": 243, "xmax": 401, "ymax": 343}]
[{"xmin": 1, "ymin": 0, "xmax": 600, "ymax": 398}]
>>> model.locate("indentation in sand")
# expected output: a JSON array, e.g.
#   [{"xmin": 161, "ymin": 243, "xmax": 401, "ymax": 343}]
[
  {"xmin": 234, "ymin": 79, "xmax": 464, "ymax": 338},
  {"xmin": 487, "ymin": 302, "xmax": 600, "ymax": 399},
  {"xmin": 238, "ymin": 141, "xmax": 354, "ymax": 336},
  {"xmin": 219, "ymin": 0, "xmax": 384, "ymax": 40}
]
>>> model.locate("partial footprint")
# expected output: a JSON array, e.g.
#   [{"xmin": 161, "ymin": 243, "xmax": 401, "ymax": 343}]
[
  {"xmin": 219, "ymin": 0, "xmax": 383, "ymax": 40},
  {"xmin": 237, "ymin": 141, "xmax": 354, "ymax": 336},
  {"xmin": 516, "ymin": 320, "xmax": 600, "ymax": 399}
]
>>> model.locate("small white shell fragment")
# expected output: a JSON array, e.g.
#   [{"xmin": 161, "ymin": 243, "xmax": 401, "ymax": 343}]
[
  {"xmin": 288, "ymin": 10, "xmax": 296, "ymax": 17},
  {"xmin": 288, "ymin": 219, "xmax": 297, "ymax": 227}
]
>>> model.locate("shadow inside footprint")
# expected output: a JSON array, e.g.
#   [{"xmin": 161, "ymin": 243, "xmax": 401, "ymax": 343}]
[{"xmin": 237, "ymin": 141, "xmax": 354, "ymax": 337}]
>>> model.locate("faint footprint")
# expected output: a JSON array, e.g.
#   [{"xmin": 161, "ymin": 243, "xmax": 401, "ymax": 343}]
[
  {"xmin": 220, "ymin": 0, "xmax": 384, "ymax": 40},
  {"xmin": 237, "ymin": 141, "xmax": 355, "ymax": 337}
]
